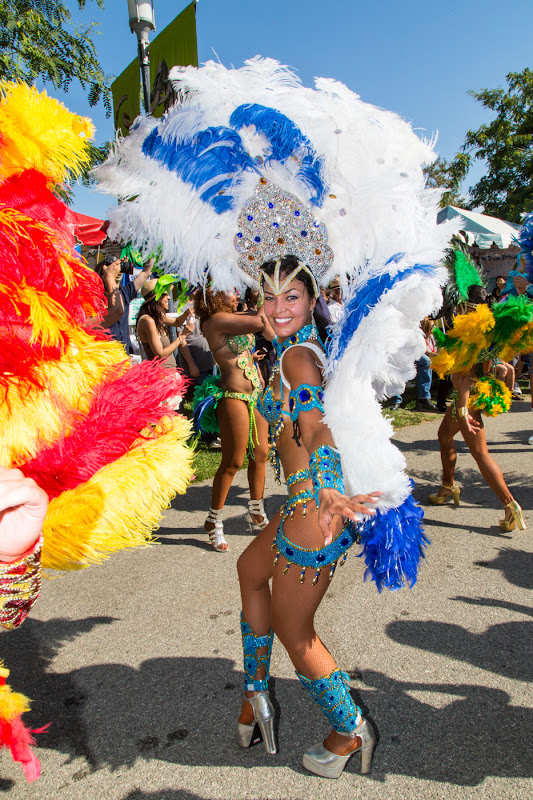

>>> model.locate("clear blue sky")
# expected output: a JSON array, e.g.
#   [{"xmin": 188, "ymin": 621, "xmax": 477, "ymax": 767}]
[{"xmin": 62, "ymin": 0, "xmax": 533, "ymax": 219}]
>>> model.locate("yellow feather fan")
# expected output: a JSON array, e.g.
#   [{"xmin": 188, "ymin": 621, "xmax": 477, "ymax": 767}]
[
  {"xmin": 42, "ymin": 415, "xmax": 194, "ymax": 570},
  {"xmin": 0, "ymin": 82, "xmax": 94, "ymax": 183}
]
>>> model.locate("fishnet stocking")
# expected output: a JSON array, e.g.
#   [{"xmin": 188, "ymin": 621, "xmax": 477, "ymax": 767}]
[{"xmin": 237, "ymin": 504, "xmax": 345, "ymax": 685}]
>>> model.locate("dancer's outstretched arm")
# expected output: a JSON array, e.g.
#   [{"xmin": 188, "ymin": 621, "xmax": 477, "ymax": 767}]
[{"xmin": 282, "ymin": 347, "xmax": 380, "ymax": 545}]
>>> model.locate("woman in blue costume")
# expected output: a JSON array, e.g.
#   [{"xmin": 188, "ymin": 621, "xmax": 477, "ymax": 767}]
[
  {"xmin": 94, "ymin": 57, "xmax": 452, "ymax": 777},
  {"xmin": 236, "ymin": 255, "xmax": 381, "ymax": 778}
]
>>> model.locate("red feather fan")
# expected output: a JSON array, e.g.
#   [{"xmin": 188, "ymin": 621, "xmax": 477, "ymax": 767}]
[{"xmin": 21, "ymin": 361, "xmax": 189, "ymax": 497}]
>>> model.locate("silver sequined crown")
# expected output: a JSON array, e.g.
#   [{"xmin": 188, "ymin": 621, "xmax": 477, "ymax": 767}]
[{"xmin": 234, "ymin": 179, "xmax": 333, "ymax": 282}]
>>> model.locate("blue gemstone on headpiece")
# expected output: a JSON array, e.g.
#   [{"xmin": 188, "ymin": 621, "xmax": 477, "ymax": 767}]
[
  {"xmin": 294, "ymin": 210, "xmax": 300, "ymax": 216},
  {"xmin": 314, "ymin": 221, "xmax": 320, "ymax": 227},
  {"xmin": 247, "ymin": 215, "xmax": 253, "ymax": 221},
  {"xmin": 268, "ymin": 202, "xmax": 274, "ymax": 208},
  {"xmin": 254, "ymin": 236, "xmax": 261, "ymax": 242},
  {"xmin": 237, "ymin": 232, "xmax": 243, "ymax": 238},
  {"xmin": 301, "ymin": 230, "xmax": 307, "ymax": 237},
  {"xmin": 272, "ymin": 222, "xmax": 279, "ymax": 228}
]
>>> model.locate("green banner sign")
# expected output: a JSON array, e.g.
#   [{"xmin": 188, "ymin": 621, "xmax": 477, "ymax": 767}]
[{"xmin": 112, "ymin": 1, "xmax": 198, "ymax": 136}]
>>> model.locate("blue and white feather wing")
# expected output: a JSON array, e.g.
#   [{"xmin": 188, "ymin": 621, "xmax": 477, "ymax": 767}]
[{"xmin": 323, "ymin": 260, "xmax": 448, "ymax": 590}]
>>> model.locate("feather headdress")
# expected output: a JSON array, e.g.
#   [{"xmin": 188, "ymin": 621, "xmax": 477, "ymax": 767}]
[{"xmin": 95, "ymin": 57, "xmax": 453, "ymax": 290}]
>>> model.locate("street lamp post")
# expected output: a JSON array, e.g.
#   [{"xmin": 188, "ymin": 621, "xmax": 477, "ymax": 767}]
[{"xmin": 127, "ymin": 0, "xmax": 156, "ymax": 114}]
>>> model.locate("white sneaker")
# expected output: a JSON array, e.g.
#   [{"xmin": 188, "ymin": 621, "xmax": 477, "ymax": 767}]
[{"xmin": 513, "ymin": 383, "xmax": 522, "ymax": 394}]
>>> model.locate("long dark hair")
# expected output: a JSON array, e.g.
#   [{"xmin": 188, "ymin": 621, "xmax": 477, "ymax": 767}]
[
  {"xmin": 136, "ymin": 297, "xmax": 167, "ymax": 335},
  {"xmin": 261, "ymin": 255, "xmax": 329, "ymax": 344},
  {"xmin": 194, "ymin": 286, "xmax": 233, "ymax": 332}
]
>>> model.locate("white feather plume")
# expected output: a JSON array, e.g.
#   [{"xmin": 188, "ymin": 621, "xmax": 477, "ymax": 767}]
[{"xmin": 94, "ymin": 57, "xmax": 453, "ymax": 292}]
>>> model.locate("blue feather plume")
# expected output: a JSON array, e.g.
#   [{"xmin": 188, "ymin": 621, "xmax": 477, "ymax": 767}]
[
  {"xmin": 192, "ymin": 394, "xmax": 218, "ymax": 434},
  {"xmin": 142, "ymin": 126, "xmax": 259, "ymax": 214},
  {"xmin": 327, "ymin": 261, "xmax": 437, "ymax": 363},
  {"xmin": 358, "ymin": 493, "xmax": 428, "ymax": 592},
  {"xmin": 229, "ymin": 104, "xmax": 326, "ymax": 206},
  {"xmin": 517, "ymin": 211, "xmax": 533, "ymax": 281}
]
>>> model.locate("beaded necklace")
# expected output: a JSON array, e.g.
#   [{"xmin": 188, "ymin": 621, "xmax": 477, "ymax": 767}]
[{"xmin": 263, "ymin": 322, "xmax": 318, "ymax": 482}]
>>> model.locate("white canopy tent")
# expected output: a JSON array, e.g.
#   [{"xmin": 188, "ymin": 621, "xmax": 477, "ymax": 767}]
[
  {"xmin": 437, "ymin": 206, "xmax": 524, "ymax": 285},
  {"xmin": 437, "ymin": 205, "xmax": 520, "ymax": 249}
]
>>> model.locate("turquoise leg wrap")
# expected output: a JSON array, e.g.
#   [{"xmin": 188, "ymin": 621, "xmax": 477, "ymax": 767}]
[
  {"xmin": 296, "ymin": 668, "xmax": 362, "ymax": 735},
  {"xmin": 240, "ymin": 614, "xmax": 274, "ymax": 692}
]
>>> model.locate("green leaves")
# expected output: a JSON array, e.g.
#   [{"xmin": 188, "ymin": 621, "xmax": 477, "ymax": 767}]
[
  {"xmin": 0, "ymin": 0, "xmax": 110, "ymax": 113},
  {"xmin": 425, "ymin": 68, "xmax": 533, "ymax": 221},
  {"xmin": 462, "ymin": 69, "xmax": 533, "ymax": 222},
  {"xmin": 424, "ymin": 154, "xmax": 470, "ymax": 208}
]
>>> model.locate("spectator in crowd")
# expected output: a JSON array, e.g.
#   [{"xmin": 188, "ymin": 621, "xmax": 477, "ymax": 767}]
[
  {"xmin": 98, "ymin": 255, "xmax": 153, "ymax": 353},
  {"xmin": 415, "ymin": 318, "xmax": 439, "ymax": 412},
  {"xmin": 177, "ymin": 288, "xmax": 216, "ymax": 394},
  {"xmin": 390, "ymin": 319, "xmax": 440, "ymax": 412},
  {"xmin": 489, "ymin": 275, "xmax": 506, "ymax": 305},
  {"xmin": 136, "ymin": 280, "xmax": 193, "ymax": 369},
  {"xmin": 92, "ymin": 257, "xmax": 124, "ymax": 328},
  {"xmin": 327, "ymin": 276, "xmax": 343, "ymax": 323}
]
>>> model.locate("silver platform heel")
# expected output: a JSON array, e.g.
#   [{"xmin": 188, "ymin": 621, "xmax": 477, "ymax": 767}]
[
  {"xmin": 236, "ymin": 691, "xmax": 277, "ymax": 754},
  {"xmin": 245, "ymin": 499, "xmax": 269, "ymax": 534},
  {"xmin": 302, "ymin": 718, "xmax": 376, "ymax": 778}
]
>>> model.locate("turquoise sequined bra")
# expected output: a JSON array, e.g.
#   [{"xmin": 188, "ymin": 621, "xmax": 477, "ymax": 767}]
[{"xmin": 256, "ymin": 323, "xmax": 324, "ymax": 480}]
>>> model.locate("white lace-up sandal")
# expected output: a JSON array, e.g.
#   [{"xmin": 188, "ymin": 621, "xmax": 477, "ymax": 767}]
[
  {"xmin": 245, "ymin": 499, "xmax": 269, "ymax": 534},
  {"xmin": 205, "ymin": 507, "xmax": 228, "ymax": 551}
]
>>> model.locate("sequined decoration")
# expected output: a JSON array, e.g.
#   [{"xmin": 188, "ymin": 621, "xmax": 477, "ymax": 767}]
[
  {"xmin": 234, "ymin": 179, "xmax": 333, "ymax": 282},
  {"xmin": 0, "ymin": 542, "xmax": 42, "ymax": 630}
]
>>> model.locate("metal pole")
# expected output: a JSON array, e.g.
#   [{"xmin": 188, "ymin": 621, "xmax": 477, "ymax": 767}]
[
  {"xmin": 137, "ymin": 37, "xmax": 151, "ymax": 113},
  {"xmin": 128, "ymin": 1, "xmax": 155, "ymax": 116}
]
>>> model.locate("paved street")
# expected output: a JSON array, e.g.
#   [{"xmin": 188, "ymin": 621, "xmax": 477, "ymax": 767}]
[{"xmin": 1, "ymin": 403, "xmax": 532, "ymax": 799}]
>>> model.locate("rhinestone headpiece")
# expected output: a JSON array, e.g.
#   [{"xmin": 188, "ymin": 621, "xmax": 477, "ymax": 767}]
[{"xmin": 234, "ymin": 179, "xmax": 333, "ymax": 286}]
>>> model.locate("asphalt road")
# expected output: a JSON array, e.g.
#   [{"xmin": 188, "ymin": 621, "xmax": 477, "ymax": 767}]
[{"xmin": 1, "ymin": 402, "xmax": 532, "ymax": 800}]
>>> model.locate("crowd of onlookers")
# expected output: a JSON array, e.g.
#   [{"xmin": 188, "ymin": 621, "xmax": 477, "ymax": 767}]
[{"xmin": 94, "ymin": 259, "xmax": 533, "ymax": 444}]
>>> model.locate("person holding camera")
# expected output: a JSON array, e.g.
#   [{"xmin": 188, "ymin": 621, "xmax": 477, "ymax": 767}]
[{"xmin": 97, "ymin": 255, "xmax": 153, "ymax": 353}]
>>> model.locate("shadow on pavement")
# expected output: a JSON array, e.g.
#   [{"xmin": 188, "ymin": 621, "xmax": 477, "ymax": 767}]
[
  {"xmin": 475, "ymin": 547, "xmax": 533, "ymax": 590},
  {"xmin": 1, "ymin": 616, "xmax": 117, "ymax": 770},
  {"xmin": 362, "ymin": 669, "xmax": 533, "ymax": 785},
  {"xmin": 386, "ymin": 617, "xmax": 533, "ymax": 681},
  {"xmin": 2, "ymin": 618, "xmax": 533, "ymax": 787},
  {"xmin": 452, "ymin": 595, "xmax": 533, "ymax": 617},
  {"xmin": 122, "ymin": 793, "xmax": 228, "ymax": 800},
  {"xmin": 123, "ymin": 792, "xmax": 289, "ymax": 800}
]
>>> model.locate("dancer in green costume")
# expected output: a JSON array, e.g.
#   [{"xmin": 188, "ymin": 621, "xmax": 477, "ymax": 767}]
[{"xmin": 193, "ymin": 287, "xmax": 273, "ymax": 551}]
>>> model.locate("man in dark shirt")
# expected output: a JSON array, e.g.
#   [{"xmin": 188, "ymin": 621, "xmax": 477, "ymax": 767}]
[{"xmin": 104, "ymin": 256, "xmax": 153, "ymax": 353}]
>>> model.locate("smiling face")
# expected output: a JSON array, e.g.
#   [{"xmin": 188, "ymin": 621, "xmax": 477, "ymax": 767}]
[{"xmin": 262, "ymin": 277, "xmax": 316, "ymax": 340}]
